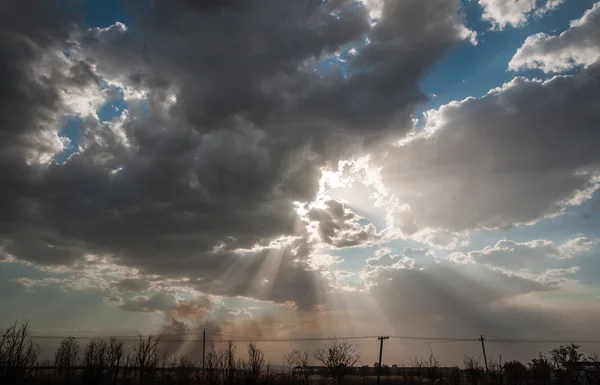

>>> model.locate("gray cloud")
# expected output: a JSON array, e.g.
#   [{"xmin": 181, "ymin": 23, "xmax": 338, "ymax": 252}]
[
  {"xmin": 0, "ymin": 0, "xmax": 473, "ymax": 307},
  {"xmin": 110, "ymin": 278, "xmax": 152, "ymax": 293},
  {"xmin": 509, "ymin": 2, "xmax": 600, "ymax": 73},
  {"xmin": 353, "ymin": 259, "xmax": 575, "ymax": 340},
  {"xmin": 381, "ymin": 63, "xmax": 600, "ymax": 232},
  {"xmin": 308, "ymin": 199, "xmax": 383, "ymax": 248}
]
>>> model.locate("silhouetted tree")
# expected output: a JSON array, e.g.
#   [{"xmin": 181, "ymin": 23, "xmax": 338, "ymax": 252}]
[
  {"xmin": 0, "ymin": 320, "xmax": 39, "ymax": 381},
  {"xmin": 503, "ymin": 360, "xmax": 528, "ymax": 385},
  {"xmin": 408, "ymin": 356, "xmax": 424, "ymax": 384},
  {"xmin": 448, "ymin": 366, "xmax": 462, "ymax": 385},
  {"xmin": 529, "ymin": 353, "xmax": 552, "ymax": 385},
  {"xmin": 294, "ymin": 350, "xmax": 311, "ymax": 385},
  {"xmin": 488, "ymin": 356, "xmax": 503, "ymax": 385},
  {"xmin": 107, "ymin": 337, "xmax": 124, "ymax": 385},
  {"xmin": 588, "ymin": 352, "xmax": 600, "ymax": 385},
  {"xmin": 83, "ymin": 338, "xmax": 109, "ymax": 384},
  {"xmin": 463, "ymin": 356, "xmax": 483, "ymax": 385},
  {"xmin": 205, "ymin": 343, "xmax": 226, "ymax": 385},
  {"xmin": 424, "ymin": 347, "xmax": 441, "ymax": 384},
  {"xmin": 314, "ymin": 339, "xmax": 361, "ymax": 384},
  {"xmin": 242, "ymin": 343, "xmax": 265, "ymax": 385},
  {"xmin": 282, "ymin": 349, "xmax": 299, "ymax": 380},
  {"xmin": 226, "ymin": 340, "xmax": 238, "ymax": 385},
  {"xmin": 549, "ymin": 344, "xmax": 584, "ymax": 384},
  {"xmin": 54, "ymin": 337, "xmax": 81, "ymax": 383},
  {"xmin": 131, "ymin": 334, "xmax": 159, "ymax": 384},
  {"xmin": 380, "ymin": 364, "xmax": 391, "ymax": 376},
  {"xmin": 171, "ymin": 354, "xmax": 195, "ymax": 384}
]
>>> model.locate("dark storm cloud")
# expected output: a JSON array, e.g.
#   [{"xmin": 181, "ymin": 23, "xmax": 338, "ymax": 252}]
[
  {"xmin": 0, "ymin": 0, "xmax": 75, "ymax": 230},
  {"xmin": 0, "ymin": 0, "xmax": 473, "ymax": 306}
]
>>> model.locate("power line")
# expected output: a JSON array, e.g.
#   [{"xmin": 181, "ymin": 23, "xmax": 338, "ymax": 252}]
[
  {"xmin": 390, "ymin": 336, "xmax": 479, "ymax": 342},
  {"xmin": 27, "ymin": 333, "xmax": 600, "ymax": 345},
  {"xmin": 28, "ymin": 334, "xmax": 381, "ymax": 343},
  {"xmin": 486, "ymin": 338, "xmax": 600, "ymax": 344}
]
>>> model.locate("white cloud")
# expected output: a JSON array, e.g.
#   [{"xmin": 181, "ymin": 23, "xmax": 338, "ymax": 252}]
[
  {"xmin": 307, "ymin": 253, "xmax": 344, "ymax": 270},
  {"xmin": 479, "ymin": 0, "xmax": 537, "ymax": 29},
  {"xmin": 538, "ymin": 266, "xmax": 581, "ymax": 285},
  {"xmin": 479, "ymin": 0, "xmax": 564, "ymax": 30},
  {"xmin": 447, "ymin": 238, "xmax": 596, "ymax": 285},
  {"xmin": 454, "ymin": 238, "xmax": 586, "ymax": 270},
  {"xmin": 509, "ymin": 2, "xmax": 600, "ymax": 73},
  {"xmin": 9, "ymin": 275, "xmax": 109, "ymax": 292},
  {"xmin": 558, "ymin": 237, "xmax": 597, "ymax": 255},
  {"xmin": 119, "ymin": 292, "xmax": 178, "ymax": 313}
]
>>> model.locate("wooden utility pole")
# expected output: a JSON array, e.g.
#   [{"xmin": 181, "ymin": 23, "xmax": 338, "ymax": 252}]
[
  {"xmin": 202, "ymin": 328, "xmax": 206, "ymax": 372},
  {"xmin": 479, "ymin": 335, "xmax": 488, "ymax": 372},
  {"xmin": 377, "ymin": 336, "xmax": 389, "ymax": 385}
]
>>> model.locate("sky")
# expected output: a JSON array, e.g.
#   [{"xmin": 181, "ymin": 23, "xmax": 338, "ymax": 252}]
[{"xmin": 1, "ymin": 0, "xmax": 600, "ymax": 365}]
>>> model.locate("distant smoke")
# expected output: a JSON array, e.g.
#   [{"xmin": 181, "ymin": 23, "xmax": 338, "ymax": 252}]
[{"xmin": 156, "ymin": 297, "xmax": 283, "ymax": 360}]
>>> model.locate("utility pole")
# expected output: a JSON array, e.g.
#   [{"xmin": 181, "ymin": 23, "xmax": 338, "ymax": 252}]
[
  {"xmin": 377, "ymin": 336, "xmax": 389, "ymax": 385},
  {"xmin": 479, "ymin": 335, "xmax": 488, "ymax": 372},
  {"xmin": 202, "ymin": 328, "xmax": 206, "ymax": 373}
]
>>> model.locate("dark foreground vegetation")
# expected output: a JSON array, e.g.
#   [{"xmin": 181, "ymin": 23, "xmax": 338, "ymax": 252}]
[{"xmin": 2, "ymin": 320, "xmax": 599, "ymax": 385}]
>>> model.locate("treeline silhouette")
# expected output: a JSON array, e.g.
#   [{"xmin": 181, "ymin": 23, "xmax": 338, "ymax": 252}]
[{"xmin": 2, "ymin": 320, "xmax": 599, "ymax": 385}]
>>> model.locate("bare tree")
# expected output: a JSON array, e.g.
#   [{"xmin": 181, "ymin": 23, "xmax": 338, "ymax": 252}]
[
  {"xmin": 54, "ymin": 337, "xmax": 81, "ymax": 383},
  {"xmin": 205, "ymin": 343, "xmax": 226, "ymax": 385},
  {"xmin": 159, "ymin": 351, "xmax": 169, "ymax": 381},
  {"xmin": 123, "ymin": 351, "xmax": 134, "ymax": 383},
  {"xmin": 263, "ymin": 362, "xmax": 275, "ymax": 385},
  {"xmin": 488, "ymin": 356, "xmax": 503, "ymax": 385},
  {"xmin": 314, "ymin": 339, "xmax": 361, "ymax": 384},
  {"xmin": 463, "ymin": 356, "xmax": 483, "ymax": 385},
  {"xmin": 283, "ymin": 349, "xmax": 300, "ymax": 380},
  {"xmin": 170, "ymin": 354, "xmax": 195, "ymax": 384},
  {"xmin": 244, "ymin": 343, "xmax": 265, "ymax": 385},
  {"xmin": 295, "ymin": 350, "xmax": 311, "ymax": 385},
  {"xmin": 0, "ymin": 320, "xmax": 39, "ymax": 381},
  {"xmin": 131, "ymin": 334, "xmax": 160, "ymax": 384},
  {"xmin": 226, "ymin": 340, "xmax": 238, "ymax": 385},
  {"xmin": 408, "ymin": 356, "xmax": 424, "ymax": 384},
  {"xmin": 424, "ymin": 346, "xmax": 441, "ymax": 384},
  {"xmin": 83, "ymin": 338, "xmax": 109, "ymax": 384},
  {"xmin": 107, "ymin": 337, "xmax": 124, "ymax": 385}
]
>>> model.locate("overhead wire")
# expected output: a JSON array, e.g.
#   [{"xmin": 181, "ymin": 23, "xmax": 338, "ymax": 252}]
[{"xmin": 27, "ymin": 333, "xmax": 600, "ymax": 345}]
